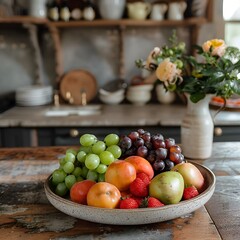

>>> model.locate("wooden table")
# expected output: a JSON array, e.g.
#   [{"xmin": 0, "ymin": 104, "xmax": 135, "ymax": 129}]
[{"xmin": 1, "ymin": 142, "xmax": 240, "ymax": 240}]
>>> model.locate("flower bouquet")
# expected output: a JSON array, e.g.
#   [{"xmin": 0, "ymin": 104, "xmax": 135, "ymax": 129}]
[{"xmin": 136, "ymin": 31, "xmax": 240, "ymax": 104}]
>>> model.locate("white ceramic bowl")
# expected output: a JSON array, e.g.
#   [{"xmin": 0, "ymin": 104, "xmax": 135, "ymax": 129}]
[
  {"xmin": 128, "ymin": 84, "xmax": 154, "ymax": 92},
  {"xmin": 126, "ymin": 91, "xmax": 151, "ymax": 105},
  {"xmin": 44, "ymin": 162, "xmax": 215, "ymax": 225},
  {"xmin": 99, "ymin": 89, "xmax": 125, "ymax": 105}
]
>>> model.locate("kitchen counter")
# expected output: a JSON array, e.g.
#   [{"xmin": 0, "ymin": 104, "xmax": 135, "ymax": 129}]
[
  {"xmin": 1, "ymin": 142, "xmax": 240, "ymax": 239},
  {"xmin": 1, "ymin": 104, "xmax": 240, "ymax": 127}
]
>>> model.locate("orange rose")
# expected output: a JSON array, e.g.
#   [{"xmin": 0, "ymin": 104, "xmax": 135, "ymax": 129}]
[{"xmin": 202, "ymin": 39, "xmax": 226, "ymax": 57}]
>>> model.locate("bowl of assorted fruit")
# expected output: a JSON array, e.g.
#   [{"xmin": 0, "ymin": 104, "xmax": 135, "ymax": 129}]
[{"xmin": 44, "ymin": 129, "xmax": 216, "ymax": 225}]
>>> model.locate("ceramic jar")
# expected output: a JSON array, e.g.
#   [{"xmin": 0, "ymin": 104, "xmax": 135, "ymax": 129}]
[
  {"xmin": 29, "ymin": 0, "xmax": 47, "ymax": 18},
  {"xmin": 181, "ymin": 94, "xmax": 214, "ymax": 159},
  {"xmin": 168, "ymin": 1, "xmax": 187, "ymax": 20},
  {"xmin": 98, "ymin": 0, "xmax": 126, "ymax": 20},
  {"xmin": 150, "ymin": 3, "xmax": 168, "ymax": 20},
  {"xmin": 156, "ymin": 84, "xmax": 176, "ymax": 104}
]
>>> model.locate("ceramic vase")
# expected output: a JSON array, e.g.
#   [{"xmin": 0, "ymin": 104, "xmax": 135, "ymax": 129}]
[{"xmin": 181, "ymin": 94, "xmax": 214, "ymax": 159}]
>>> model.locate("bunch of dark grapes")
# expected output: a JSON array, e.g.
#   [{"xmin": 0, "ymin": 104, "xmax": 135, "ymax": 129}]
[{"xmin": 118, "ymin": 129, "xmax": 185, "ymax": 175}]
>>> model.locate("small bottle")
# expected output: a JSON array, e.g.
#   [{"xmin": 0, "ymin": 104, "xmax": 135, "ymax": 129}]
[
  {"xmin": 83, "ymin": 0, "xmax": 95, "ymax": 21},
  {"xmin": 60, "ymin": 0, "xmax": 70, "ymax": 21}
]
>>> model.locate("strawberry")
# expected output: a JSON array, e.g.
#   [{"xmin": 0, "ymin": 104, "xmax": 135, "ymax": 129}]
[
  {"xmin": 140, "ymin": 197, "xmax": 164, "ymax": 208},
  {"xmin": 119, "ymin": 197, "xmax": 139, "ymax": 209},
  {"xmin": 147, "ymin": 197, "xmax": 165, "ymax": 208},
  {"xmin": 130, "ymin": 177, "xmax": 148, "ymax": 197},
  {"xmin": 183, "ymin": 186, "xmax": 199, "ymax": 200},
  {"xmin": 132, "ymin": 196, "xmax": 144, "ymax": 207},
  {"xmin": 136, "ymin": 172, "xmax": 150, "ymax": 185}
]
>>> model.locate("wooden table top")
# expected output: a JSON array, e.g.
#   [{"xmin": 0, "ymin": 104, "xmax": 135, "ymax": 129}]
[{"xmin": 1, "ymin": 142, "xmax": 240, "ymax": 240}]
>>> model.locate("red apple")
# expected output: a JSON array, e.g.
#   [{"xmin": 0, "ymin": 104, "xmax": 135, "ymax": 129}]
[
  {"xmin": 124, "ymin": 155, "xmax": 154, "ymax": 180},
  {"xmin": 171, "ymin": 162, "xmax": 205, "ymax": 192}
]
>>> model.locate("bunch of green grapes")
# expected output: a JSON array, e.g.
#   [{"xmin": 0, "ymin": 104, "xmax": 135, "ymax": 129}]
[{"xmin": 51, "ymin": 133, "xmax": 122, "ymax": 197}]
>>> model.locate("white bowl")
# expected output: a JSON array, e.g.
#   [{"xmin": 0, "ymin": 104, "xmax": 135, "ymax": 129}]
[
  {"xmin": 128, "ymin": 84, "xmax": 154, "ymax": 92},
  {"xmin": 99, "ymin": 89, "xmax": 125, "ymax": 105},
  {"xmin": 126, "ymin": 91, "xmax": 151, "ymax": 105},
  {"xmin": 44, "ymin": 162, "xmax": 215, "ymax": 225}
]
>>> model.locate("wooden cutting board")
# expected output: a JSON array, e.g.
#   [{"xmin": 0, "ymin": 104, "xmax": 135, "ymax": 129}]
[{"xmin": 59, "ymin": 69, "xmax": 97, "ymax": 105}]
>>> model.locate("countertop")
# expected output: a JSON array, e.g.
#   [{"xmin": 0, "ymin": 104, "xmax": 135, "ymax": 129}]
[
  {"xmin": 1, "ymin": 142, "xmax": 240, "ymax": 239},
  {"xmin": 1, "ymin": 104, "xmax": 240, "ymax": 127}
]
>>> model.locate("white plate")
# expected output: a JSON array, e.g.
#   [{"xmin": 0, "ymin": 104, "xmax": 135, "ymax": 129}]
[{"xmin": 44, "ymin": 162, "xmax": 215, "ymax": 225}]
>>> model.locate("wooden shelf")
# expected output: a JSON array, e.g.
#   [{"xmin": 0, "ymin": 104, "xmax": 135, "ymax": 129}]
[{"xmin": 0, "ymin": 16, "xmax": 208, "ymax": 28}]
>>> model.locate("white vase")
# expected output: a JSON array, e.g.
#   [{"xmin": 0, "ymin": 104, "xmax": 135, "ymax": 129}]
[
  {"xmin": 181, "ymin": 94, "xmax": 214, "ymax": 159},
  {"xmin": 29, "ymin": 0, "xmax": 47, "ymax": 18},
  {"xmin": 156, "ymin": 84, "xmax": 175, "ymax": 104}
]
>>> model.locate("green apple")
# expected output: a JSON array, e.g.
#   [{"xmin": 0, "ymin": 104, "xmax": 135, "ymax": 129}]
[
  {"xmin": 171, "ymin": 162, "xmax": 205, "ymax": 192},
  {"xmin": 149, "ymin": 171, "xmax": 184, "ymax": 204}
]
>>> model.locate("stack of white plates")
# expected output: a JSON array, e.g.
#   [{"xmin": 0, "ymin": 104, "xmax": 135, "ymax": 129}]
[{"xmin": 16, "ymin": 85, "xmax": 53, "ymax": 106}]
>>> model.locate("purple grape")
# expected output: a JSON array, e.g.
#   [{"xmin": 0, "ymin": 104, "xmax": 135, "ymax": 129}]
[
  {"xmin": 144, "ymin": 141, "xmax": 153, "ymax": 150},
  {"xmin": 142, "ymin": 132, "xmax": 151, "ymax": 142},
  {"xmin": 137, "ymin": 128, "xmax": 145, "ymax": 136},
  {"xmin": 147, "ymin": 150, "xmax": 156, "ymax": 163},
  {"xmin": 137, "ymin": 146, "xmax": 148, "ymax": 158},
  {"xmin": 119, "ymin": 136, "xmax": 132, "ymax": 150},
  {"xmin": 124, "ymin": 147, "xmax": 137, "ymax": 157},
  {"xmin": 134, "ymin": 137, "xmax": 144, "ymax": 148},
  {"xmin": 152, "ymin": 138, "xmax": 166, "ymax": 149},
  {"xmin": 155, "ymin": 148, "xmax": 168, "ymax": 160},
  {"xmin": 128, "ymin": 131, "xmax": 139, "ymax": 141},
  {"xmin": 164, "ymin": 159, "xmax": 175, "ymax": 171},
  {"xmin": 151, "ymin": 133, "xmax": 164, "ymax": 141},
  {"xmin": 165, "ymin": 138, "xmax": 175, "ymax": 149},
  {"xmin": 153, "ymin": 159, "xmax": 165, "ymax": 172}
]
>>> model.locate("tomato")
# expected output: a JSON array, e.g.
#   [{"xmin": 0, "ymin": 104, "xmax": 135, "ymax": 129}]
[
  {"xmin": 87, "ymin": 182, "xmax": 121, "ymax": 209},
  {"xmin": 70, "ymin": 180, "xmax": 96, "ymax": 205},
  {"xmin": 105, "ymin": 160, "xmax": 136, "ymax": 191}
]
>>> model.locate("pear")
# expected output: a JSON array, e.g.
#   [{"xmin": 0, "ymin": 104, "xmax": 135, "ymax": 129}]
[{"xmin": 149, "ymin": 171, "xmax": 184, "ymax": 204}]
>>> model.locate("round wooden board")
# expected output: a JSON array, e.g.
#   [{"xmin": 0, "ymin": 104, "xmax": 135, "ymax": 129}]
[{"xmin": 59, "ymin": 70, "xmax": 97, "ymax": 105}]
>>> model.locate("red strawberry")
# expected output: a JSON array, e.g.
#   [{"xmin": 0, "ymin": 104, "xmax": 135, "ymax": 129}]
[
  {"xmin": 130, "ymin": 178, "xmax": 148, "ymax": 197},
  {"xmin": 140, "ymin": 197, "xmax": 164, "ymax": 208},
  {"xmin": 132, "ymin": 196, "xmax": 144, "ymax": 207},
  {"xmin": 147, "ymin": 197, "xmax": 165, "ymax": 208},
  {"xmin": 136, "ymin": 172, "xmax": 150, "ymax": 185},
  {"xmin": 183, "ymin": 186, "xmax": 199, "ymax": 200},
  {"xmin": 119, "ymin": 197, "xmax": 139, "ymax": 209}
]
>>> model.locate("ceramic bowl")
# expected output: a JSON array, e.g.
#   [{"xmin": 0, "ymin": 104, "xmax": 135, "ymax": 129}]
[
  {"xmin": 126, "ymin": 91, "xmax": 151, "ymax": 105},
  {"xmin": 44, "ymin": 162, "xmax": 215, "ymax": 225},
  {"xmin": 127, "ymin": 84, "xmax": 153, "ymax": 92},
  {"xmin": 99, "ymin": 89, "xmax": 125, "ymax": 105}
]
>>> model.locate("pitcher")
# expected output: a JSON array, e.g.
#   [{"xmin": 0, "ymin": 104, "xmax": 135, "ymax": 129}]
[
  {"xmin": 127, "ymin": 2, "xmax": 152, "ymax": 20},
  {"xmin": 98, "ymin": 0, "xmax": 126, "ymax": 20},
  {"xmin": 29, "ymin": 0, "xmax": 47, "ymax": 18},
  {"xmin": 168, "ymin": 1, "xmax": 187, "ymax": 20},
  {"xmin": 150, "ymin": 3, "xmax": 168, "ymax": 20}
]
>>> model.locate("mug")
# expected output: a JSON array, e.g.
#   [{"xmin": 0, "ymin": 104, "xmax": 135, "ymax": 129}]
[{"xmin": 150, "ymin": 3, "xmax": 168, "ymax": 20}]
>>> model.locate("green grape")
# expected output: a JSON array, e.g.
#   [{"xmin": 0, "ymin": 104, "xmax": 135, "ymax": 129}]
[
  {"xmin": 92, "ymin": 141, "xmax": 106, "ymax": 155},
  {"xmin": 65, "ymin": 152, "xmax": 76, "ymax": 163},
  {"xmin": 99, "ymin": 151, "xmax": 115, "ymax": 165},
  {"xmin": 77, "ymin": 151, "xmax": 87, "ymax": 163},
  {"xmin": 78, "ymin": 145, "xmax": 92, "ymax": 154},
  {"xmin": 59, "ymin": 157, "xmax": 66, "ymax": 167},
  {"xmin": 72, "ymin": 167, "xmax": 82, "ymax": 177},
  {"xmin": 65, "ymin": 174, "xmax": 76, "ymax": 189},
  {"xmin": 63, "ymin": 161, "xmax": 74, "ymax": 174},
  {"xmin": 55, "ymin": 182, "xmax": 68, "ymax": 196},
  {"xmin": 76, "ymin": 176, "xmax": 84, "ymax": 182},
  {"xmin": 98, "ymin": 173, "xmax": 105, "ymax": 182},
  {"xmin": 85, "ymin": 153, "xmax": 100, "ymax": 170},
  {"xmin": 52, "ymin": 169, "xmax": 67, "ymax": 184},
  {"xmin": 96, "ymin": 164, "xmax": 107, "ymax": 174},
  {"xmin": 81, "ymin": 166, "xmax": 89, "ymax": 178},
  {"xmin": 87, "ymin": 170, "xmax": 98, "ymax": 181},
  {"xmin": 66, "ymin": 148, "xmax": 77, "ymax": 156},
  {"xmin": 104, "ymin": 133, "xmax": 120, "ymax": 146},
  {"xmin": 80, "ymin": 134, "xmax": 97, "ymax": 147},
  {"xmin": 106, "ymin": 145, "xmax": 122, "ymax": 159}
]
